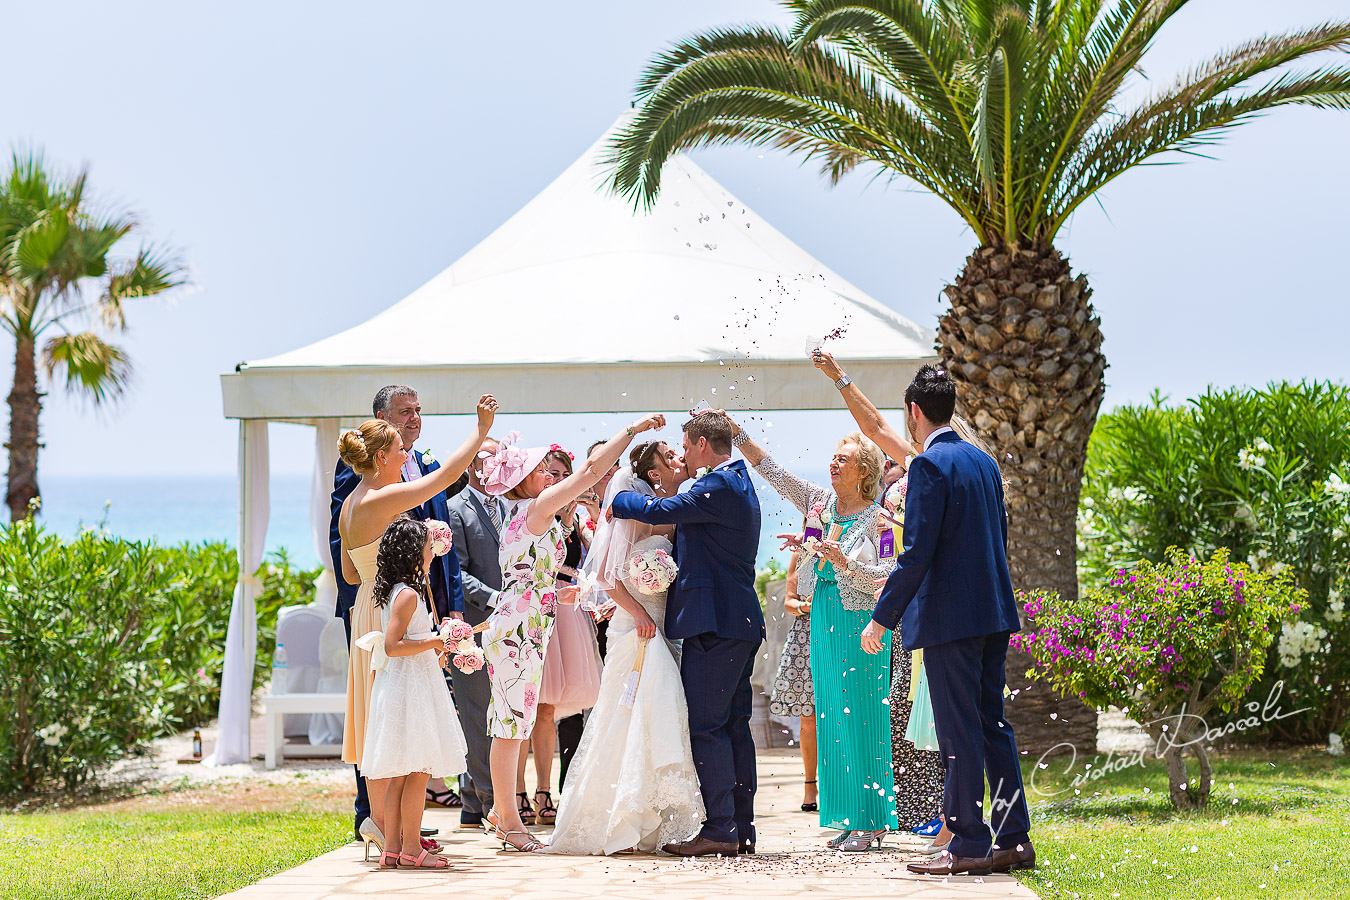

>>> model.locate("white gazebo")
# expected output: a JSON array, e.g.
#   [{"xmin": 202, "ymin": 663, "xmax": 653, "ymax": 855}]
[{"xmin": 214, "ymin": 117, "xmax": 937, "ymax": 764}]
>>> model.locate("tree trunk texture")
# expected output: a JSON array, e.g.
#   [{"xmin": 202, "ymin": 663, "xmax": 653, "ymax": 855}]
[
  {"xmin": 937, "ymin": 243, "xmax": 1104, "ymax": 756},
  {"xmin": 6, "ymin": 335, "xmax": 43, "ymax": 522}
]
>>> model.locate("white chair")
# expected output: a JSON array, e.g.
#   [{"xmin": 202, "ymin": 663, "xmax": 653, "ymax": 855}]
[
  {"xmin": 275, "ymin": 606, "xmax": 327, "ymax": 737},
  {"xmin": 308, "ymin": 617, "xmax": 349, "ymax": 747}
]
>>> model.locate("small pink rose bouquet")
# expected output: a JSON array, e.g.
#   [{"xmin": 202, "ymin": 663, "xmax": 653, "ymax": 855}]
[
  {"xmin": 628, "ymin": 547, "xmax": 679, "ymax": 595},
  {"xmin": 439, "ymin": 618, "xmax": 485, "ymax": 673},
  {"xmin": 426, "ymin": 520, "xmax": 455, "ymax": 556}
]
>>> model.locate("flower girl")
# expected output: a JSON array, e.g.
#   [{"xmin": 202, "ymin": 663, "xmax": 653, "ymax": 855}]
[{"xmin": 358, "ymin": 517, "xmax": 468, "ymax": 869}]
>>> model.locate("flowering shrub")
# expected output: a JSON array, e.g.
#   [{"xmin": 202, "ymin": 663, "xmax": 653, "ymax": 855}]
[
  {"xmin": 0, "ymin": 520, "xmax": 317, "ymax": 797},
  {"xmin": 1077, "ymin": 382, "xmax": 1350, "ymax": 741},
  {"xmin": 1013, "ymin": 549, "xmax": 1303, "ymax": 808}
]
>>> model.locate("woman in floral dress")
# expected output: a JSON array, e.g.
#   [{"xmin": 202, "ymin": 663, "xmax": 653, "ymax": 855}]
[{"xmin": 479, "ymin": 414, "xmax": 666, "ymax": 852}]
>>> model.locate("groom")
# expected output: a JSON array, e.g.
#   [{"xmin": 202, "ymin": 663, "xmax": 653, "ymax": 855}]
[
  {"xmin": 863, "ymin": 365, "xmax": 1033, "ymax": 875},
  {"xmin": 610, "ymin": 412, "xmax": 763, "ymax": 856}
]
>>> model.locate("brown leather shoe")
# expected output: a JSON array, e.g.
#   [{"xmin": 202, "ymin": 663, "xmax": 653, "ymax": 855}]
[
  {"xmin": 662, "ymin": 837, "xmax": 740, "ymax": 857},
  {"xmin": 906, "ymin": 851, "xmax": 994, "ymax": 876},
  {"xmin": 991, "ymin": 841, "xmax": 1035, "ymax": 872}
]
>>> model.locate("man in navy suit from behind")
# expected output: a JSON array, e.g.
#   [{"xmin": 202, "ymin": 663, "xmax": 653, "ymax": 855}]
[
  {"xmin": 609, "ymin": 412, "xmax": 763, "ymax": 857},
  {"xmin": 864, "ymin": 365, "xmax": 1034, "ymax": 876},
  {"xmin": 329, "ymin": 384, "xmax": 465, "ymax": 840}
]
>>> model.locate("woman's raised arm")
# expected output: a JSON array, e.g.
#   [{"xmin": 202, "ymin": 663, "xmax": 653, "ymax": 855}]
[
  {"xmin": 525, "ymin": 414, "xmax": 665, "ymax": 534},
  {"xmin": 813, "ymin": 351, "xmax": 918, "ymax": 462}
]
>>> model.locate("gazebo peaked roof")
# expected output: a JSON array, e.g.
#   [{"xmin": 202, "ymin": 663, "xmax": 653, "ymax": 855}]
[{"xmin": 221, "ymin": 116, "xmax": 936, "ymax": 420}]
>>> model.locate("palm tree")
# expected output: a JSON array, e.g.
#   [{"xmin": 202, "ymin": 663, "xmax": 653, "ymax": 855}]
[
  {"xmin": 607, "ymin": 0, "xmax": 1350, "ymax": 752},
  {"xmin": 1, "ymin": 149, "xmax": 186, "ymax": 522}
]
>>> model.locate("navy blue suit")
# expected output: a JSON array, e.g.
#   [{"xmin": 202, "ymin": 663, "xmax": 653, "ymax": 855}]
[
  {"xmin": 328, "ymin": 448, "xmax": 465, "ymax": 836},
  {"xmin": 611, "ymin": 459, "xmax": 763, "ymax": 845},
  {"xmin": 872, "ymin": 430, "xmax": 1029, "ymax": 858}
]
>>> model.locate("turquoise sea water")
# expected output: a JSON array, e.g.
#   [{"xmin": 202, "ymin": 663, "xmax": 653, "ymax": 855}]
[{"xmin": 32, "ymin": 472, "xmax": 822, "ymax": 572}]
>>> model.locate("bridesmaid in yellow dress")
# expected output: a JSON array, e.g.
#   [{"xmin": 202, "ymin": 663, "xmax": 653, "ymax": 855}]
[{"xmin": 337, "ymin": 395, "xmax": 497, "ymax": 843}]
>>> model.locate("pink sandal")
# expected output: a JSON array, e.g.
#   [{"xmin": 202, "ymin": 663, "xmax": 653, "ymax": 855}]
[
  {"xmin": 399, "ymin": 849, "xmax": 452, "ymax": 869},
  {"xmin": 378, "ymin": 850, "xmax": 400, "ymax": 869}
]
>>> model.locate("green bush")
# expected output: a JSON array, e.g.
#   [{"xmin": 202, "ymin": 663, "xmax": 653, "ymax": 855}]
[
  {"xmin": 1078, "ymin": 383, "xmax": 1350, "ymax": 742},
  {"xmin": 1013, "ymin": 549, "xmax": 1302, "ymax": 808},
  {"xmin": 0, "ymin": 520, "xmax": 319, "ymax": 797}
]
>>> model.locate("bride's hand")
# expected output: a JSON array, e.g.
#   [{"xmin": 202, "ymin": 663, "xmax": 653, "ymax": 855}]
[{"xmin": 633, "ymin": 606, "xmax": 658, "ymax": 640}]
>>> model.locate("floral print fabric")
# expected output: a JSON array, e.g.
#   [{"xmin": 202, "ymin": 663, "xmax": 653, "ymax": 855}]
[{"xmin": 484, "ymin": 499, "xmax": 566, "ymax": 739}]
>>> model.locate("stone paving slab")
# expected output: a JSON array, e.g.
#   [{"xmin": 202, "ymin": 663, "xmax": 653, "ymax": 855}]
[{"xmin": 217, "ymin": 750, "xmax": 1039, "ymax": 900}]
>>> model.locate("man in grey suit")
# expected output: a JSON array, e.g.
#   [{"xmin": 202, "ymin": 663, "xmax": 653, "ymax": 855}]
[{"xmin": 445, "ymin": 436, "xmax": 502, "ymax": 829}]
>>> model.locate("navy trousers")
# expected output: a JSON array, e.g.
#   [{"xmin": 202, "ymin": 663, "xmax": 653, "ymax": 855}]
[
  {"xmin": 681, "ymin": 632, "xmax": 760, "ymax": 844},
  {"xmin": 923, "ymin": 631, "xmax": 1031, "ymax": 858},
  {"xmin": 341, "ymin": 607, "xmax": 372, "ymax": 839}
]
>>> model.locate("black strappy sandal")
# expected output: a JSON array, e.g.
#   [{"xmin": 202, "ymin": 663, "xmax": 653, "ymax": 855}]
[
  {"xmin": 516, "ymin": 791, "xmax": 536, "ymax": 825},
  {"xmin": 534, "ymin": 790, "xmax": 558, "ymax": 825},
  {"xmin": 801, "ymin": 780, "xmax": 818, "ymax": 812},
  {"xmin": 425, "ymin": 785, "xmax": 463, "ymax": 809}
]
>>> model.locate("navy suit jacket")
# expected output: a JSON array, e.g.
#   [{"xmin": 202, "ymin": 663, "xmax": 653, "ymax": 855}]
[
  {"xmin": 329, "ymin": 450, "xmax": 465, "ymax": 620},
  {"xmin": 873, "ymin": 431, "xmax": 1020, "ymax": 650},
  {"xmin": 610, "ymin": 459, "xmax": 764, "ymax": 643}
]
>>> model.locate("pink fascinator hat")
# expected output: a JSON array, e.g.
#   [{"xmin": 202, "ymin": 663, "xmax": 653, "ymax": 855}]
[{"xmin": 480, "ymin": 431, "xmax": 549, "ymax": 496}]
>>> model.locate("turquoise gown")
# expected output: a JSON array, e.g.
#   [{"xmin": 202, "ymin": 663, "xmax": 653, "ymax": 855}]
[{"xmin": 811, "ymin": 516, "xmax": 899, "ymax": 833}]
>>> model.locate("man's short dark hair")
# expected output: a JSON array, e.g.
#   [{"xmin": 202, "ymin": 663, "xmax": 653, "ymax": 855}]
[
  {"xmin": 904, "ymin": 365, "xmax": 956, "ymax": 425},
  {"xmin": 373, "ymin": 385, "xmax": 417, "ymax": 418},
  {"xmin": 587, "ymin": 439, "xmax": 606, "ymax": 456},
  {"xmin": 683, "ymin": 412, "xmax": 734, "ymax": 455}
]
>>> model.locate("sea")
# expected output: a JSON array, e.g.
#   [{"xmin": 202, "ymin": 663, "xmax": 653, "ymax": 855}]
[{"xmin": 32, "ymin": 473, "xmax": 822, "ymax": 572}]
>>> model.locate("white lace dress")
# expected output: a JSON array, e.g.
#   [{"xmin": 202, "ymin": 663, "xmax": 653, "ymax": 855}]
[
  {"xmin": 544, "ymin": 535, "xmax": 705, "ymax": 855},
  {"xmin": 359, "ymin": 583, "xmax": 469, "ymax": 781}
]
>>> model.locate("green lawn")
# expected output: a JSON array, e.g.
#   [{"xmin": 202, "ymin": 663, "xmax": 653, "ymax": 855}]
[
  {"xmin": 0, "ymin": 803, "xmax": 350, "ymax": 900},
  {"xmin": 1014, "ymin": 746, "xmax": 1350, "ymax": 900}
]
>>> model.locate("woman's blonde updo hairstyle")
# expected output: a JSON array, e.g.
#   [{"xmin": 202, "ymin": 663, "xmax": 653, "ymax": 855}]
[
  {"xmin": 839, "ymin": 431, "xmax": 885, "ymax": 502},
  {"xmin": 338, "ymin": 419, "xmax": 400, "ymax": 475}
]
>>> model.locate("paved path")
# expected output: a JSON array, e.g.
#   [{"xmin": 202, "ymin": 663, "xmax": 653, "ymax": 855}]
[{"xmin": 217, "ymin": 749, "xmax": 1039, "ymax": 900}]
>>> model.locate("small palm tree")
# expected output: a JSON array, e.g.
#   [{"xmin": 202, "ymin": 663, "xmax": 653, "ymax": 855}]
[
  {"xmin": 1, "ymin": 149, "xmax": 186, "ymax": 522},
  {"xmin": 607, "ymin": 0, "xmax": 1350, "ymax": 751}
]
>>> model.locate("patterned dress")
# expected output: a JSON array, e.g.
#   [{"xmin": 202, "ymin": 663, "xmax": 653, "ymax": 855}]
[
  {"xmin": 769, "ymin": 612, "xmax": 814, "ymax": 718},
  {"xmin": 483, "ymin": 499, "xmax": 566, "ymax": 740},
  {"xmin": 889, "ymin": 640, "xmax": 944, "ymax": 829}
]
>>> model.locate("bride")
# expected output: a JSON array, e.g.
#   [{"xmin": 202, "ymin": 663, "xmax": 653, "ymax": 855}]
[{"xmin": 544, "ymin": 440, "xmax": 704, "ymax": 855}]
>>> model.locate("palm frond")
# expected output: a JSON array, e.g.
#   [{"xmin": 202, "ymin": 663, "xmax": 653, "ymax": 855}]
[
  {"xmin": 1052, "ymin": 67, "xmax": 1350, "ymax": 234},
  {"xmin": 41, "ymin": 331, "xmax": 133, "ymax": 405},
  {"xmin": 100, "ymin": 244, "xmax": 187, "ymax": 329},
  {"xmin": 607, "ymin": 25, "xmax": 982, "ymax": 229}
]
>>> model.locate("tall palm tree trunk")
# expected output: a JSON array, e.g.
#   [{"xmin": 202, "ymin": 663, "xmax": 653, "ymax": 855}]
[
  {"xmin": 6, "ymin": 333, "xmax": 43, "ymax": 522},
  {"xmin": 939, "ymin": 243, "xmax": 1104, "ymax": 756}
]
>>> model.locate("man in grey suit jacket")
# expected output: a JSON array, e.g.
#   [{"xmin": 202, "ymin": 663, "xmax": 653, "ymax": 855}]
[{"xmin": 445, "ymin": 436, "xmax": 502, "ymax": 829}]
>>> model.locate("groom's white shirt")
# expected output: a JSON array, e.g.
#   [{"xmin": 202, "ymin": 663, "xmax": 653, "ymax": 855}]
[{"xmin": 923, "ymin": 426, "xmax": 955, "ymax": 452}]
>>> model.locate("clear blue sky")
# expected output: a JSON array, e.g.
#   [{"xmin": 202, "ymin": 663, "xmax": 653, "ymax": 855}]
[{"xmin": 3, "ymin": 0, "xmax": 1348, "ymax": 480}]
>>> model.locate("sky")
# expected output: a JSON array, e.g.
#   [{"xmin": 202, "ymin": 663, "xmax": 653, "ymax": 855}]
[{"xmin": 3, "ymin": 0, "xmax": 1348, "ymax": 482}]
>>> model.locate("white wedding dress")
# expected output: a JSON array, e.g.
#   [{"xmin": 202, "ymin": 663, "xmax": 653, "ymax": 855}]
[{"xmin": 544, "ymin": 533, "xmax": 705, "ymax": 855}]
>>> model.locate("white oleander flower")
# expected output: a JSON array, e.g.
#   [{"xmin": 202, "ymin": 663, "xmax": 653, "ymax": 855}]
[
  {"xmin": 1238, "ymin": 447, "xmax": 1266, "ymax": 471},
  {"xmin": 1277, "ymin": 621, "xmax": 1329, "ymax": 668},
  {"xmin": 37, "ymin": 723, "xmax": 68, "ymax": 746},
  {"xmin": 1253, "ymin": 438, "xmax": 1274, "ymax": 453},
  {"xmin": 1324, "ymin": 473, "xmax": 1350, "ymax": 498},
  {"xmin": 1326, "ymin": 593, "xmax": 1345, "ymax": 623}
]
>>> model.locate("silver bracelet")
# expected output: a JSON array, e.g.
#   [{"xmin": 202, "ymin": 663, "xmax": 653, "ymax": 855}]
[
  {"xmin": 732, "ymin": 429, "xmax": 749, "ymax": 447},
  {"xmin": 834, "ymin": 374, "xmax": 852, "ymax": 390}
]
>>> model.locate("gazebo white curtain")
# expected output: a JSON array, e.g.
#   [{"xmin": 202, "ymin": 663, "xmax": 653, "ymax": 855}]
[
  {"xmin": 214, "ymin": 115, "xmax": 938, "ymax": 764},
  {"xmin": 213, "ymin": 420, "xmax": 269, "ymax": 764}
]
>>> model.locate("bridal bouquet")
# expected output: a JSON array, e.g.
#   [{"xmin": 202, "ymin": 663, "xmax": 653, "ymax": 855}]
[
  {"xmin": 628, "ymin": 548, "xmax": 678, "ymax": 595},
  {"xmin": 426, "ymin": 520, "xmax": 455, "ymax": 556},
  {"xmin": 440, "ymin": 618, "xmax": 485, "ymax": 673}
]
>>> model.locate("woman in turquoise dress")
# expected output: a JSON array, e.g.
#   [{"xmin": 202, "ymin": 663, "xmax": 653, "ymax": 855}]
[{"xmin": 722, "ymin": 413, "xmax": 898, "ymax": 853}]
